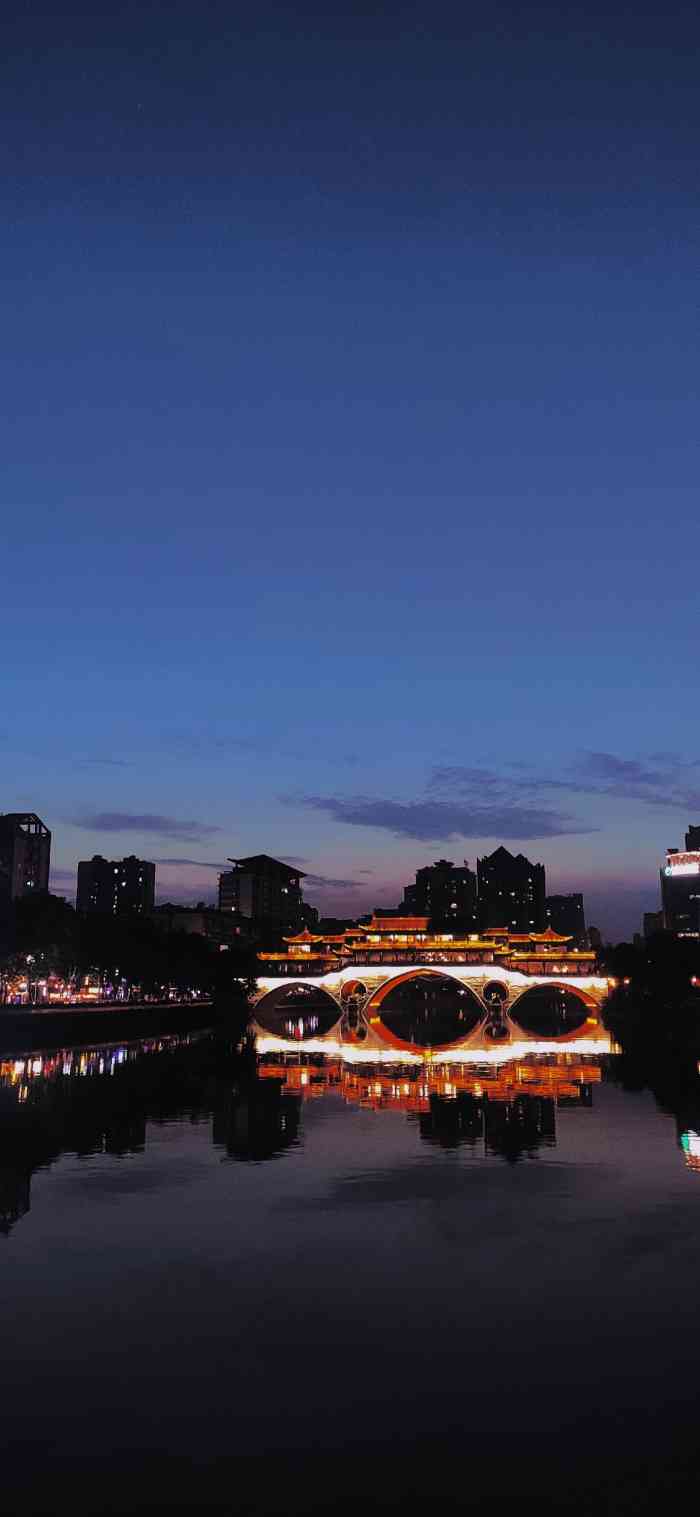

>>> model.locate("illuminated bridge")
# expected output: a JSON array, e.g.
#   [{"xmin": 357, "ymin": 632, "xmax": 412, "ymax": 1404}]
[{"xmin": 250, "ymin": 916, "xmax": 612, "ymax": 1054}]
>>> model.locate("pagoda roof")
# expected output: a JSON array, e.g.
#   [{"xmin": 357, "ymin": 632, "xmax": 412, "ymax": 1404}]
[
  {"xmin": 529, "ymin": 928, "xmax": 572, "ymax": 942},
  {"xmin": 258, "ymin": 949, "xmax": 339, "ymax": 963},
  {"xmin": 508, "ymin": 949, "xmax": 594, "ymax": 963},
  {"xmin": 283, "ymin": 928, "xmax": 323, "ymax": 943}
]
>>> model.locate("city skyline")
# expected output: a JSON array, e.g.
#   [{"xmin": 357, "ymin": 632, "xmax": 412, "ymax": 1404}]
[{"xmin": 17, "ymin": 800, "xmax": 697, "ymax": 940}]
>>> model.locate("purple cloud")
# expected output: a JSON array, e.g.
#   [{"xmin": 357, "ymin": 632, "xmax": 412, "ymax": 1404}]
[
  {"xmin": 76, "ymin": 757, "xmax": 132, "ymax": 768},
  {"xmin": 292, "ymin": 795, "xmax": 592, "ymax": 843},
  {"xmin": 429, "ymin": 753, "xmax": 700, "ymax": 814},
  {"xmin": 74, "ymin": 813, "xmax": 221, "ymax": 842},
  {"xmin": 152, "ymin": 857, "xmax": 228, "ymax": 868},
  {"xmin": 571, "ymin": 751, "xmax": 700, "ymax": 809}
]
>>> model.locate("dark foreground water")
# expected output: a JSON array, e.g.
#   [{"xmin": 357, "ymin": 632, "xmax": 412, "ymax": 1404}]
[{"xmin": 2, "ymin": 1028, "xmax": 700, "ymax": 1515}]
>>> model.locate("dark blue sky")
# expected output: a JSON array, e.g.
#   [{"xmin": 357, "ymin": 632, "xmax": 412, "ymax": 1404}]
[{"xmin": 4, "ymin": 1, "xmax": 700, "ymax": 936}]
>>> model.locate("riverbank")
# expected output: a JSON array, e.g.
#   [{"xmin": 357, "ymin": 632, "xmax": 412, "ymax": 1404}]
[{"xmin": 0, "ymin": 996, "xmax": 249, "ymax": 1054}]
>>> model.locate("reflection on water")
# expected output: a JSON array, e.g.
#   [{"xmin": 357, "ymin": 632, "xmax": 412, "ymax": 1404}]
[
  {"xmin": 372, "ymin": 974, "xmax": 484, "ymax": 1047},
  {"xmin": 680, "ymin": 1128, "xmax": 700, "ymax": 1168},
  {"xmin": 258, "ymin": 1051, "xmax": 598, "ymax": 1160},
  {"xmin": 0, "ymin": 1030, "xmax": 222, "ymax": 1233},
  {"xmin": 4, "ymin": 1021, "xmax": 700, "ymax": 1509},
  {"xmin": 4, "ymin": 1025, "xmax": 700, "ymax": 1236},
  {"xmin": 0, "ymin": 1033, "xmax": 202, "ymax": 1094},
  {"xmin": 254, "ymin": 984, "xmax": 341, "ymax": 1039}
]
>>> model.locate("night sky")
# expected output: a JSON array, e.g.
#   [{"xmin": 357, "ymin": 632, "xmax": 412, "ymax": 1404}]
[{"xmin": 4, "ymin": 1, "xmax": 700, "ymax": 938}]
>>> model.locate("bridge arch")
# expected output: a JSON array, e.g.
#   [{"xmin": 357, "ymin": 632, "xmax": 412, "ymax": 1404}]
[
  {"xmin": 254, "ymin": 982, "xmax": 341, "ymax": 1041},
  {"xmin": 366, "ymin": 970, "xmax": 486, "ymax": 1051},
  {"xmin": 508, "ymin": 982, "xmax": 597, "ymax": 1039},
  {"xmin": 340, "ymin": 979, "xmax": 368, "ymax": 1003},
  {"xmin": 483, "ymin": 980, "xmax": 509, "ymax": 1007}
]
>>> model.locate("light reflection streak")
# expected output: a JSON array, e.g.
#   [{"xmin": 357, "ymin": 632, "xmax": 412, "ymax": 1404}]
[
  {"xmin": 681, "ymin": 1130, "xmax": 700, "ymax": 1170},
  {"xmin": 258, "ymin": 1049, "xmax": 605, "ymax": 1127},
  {"xmin": 257, "ymin": 967, "xmax": 610, "ymax": 993},
  {"xmin": 0, "ymin": 1032, "xmax": 205, "ymax": 1090},
  {"xmin": 254, "ymin": 1034, "xmax": 613, "ymax": 1063}
]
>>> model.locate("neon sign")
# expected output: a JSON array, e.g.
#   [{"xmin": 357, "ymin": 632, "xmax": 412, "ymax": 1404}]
[{"xmin": 665, "ymin": 852, "xmax": 700, "ymax": 877}]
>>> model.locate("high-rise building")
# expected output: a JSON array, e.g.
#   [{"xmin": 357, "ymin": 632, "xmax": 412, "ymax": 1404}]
[
  {"xmin": 685, "ymin": 825, "xmax": 700, "ymax": 851},
  {"xmin": 77, "ymin": 855, "xmax": 156, "ymax": 917},
  {"xmin": 218, "ymin": 855, "xmax": 306, "ymax": 935},
  {"xmin": 402, "ymin": 859, "xmax": 477, "ymax": 931},
  {"xmin": 545, "ymin": 893, "xmax": 586, "ymax": 943},
  {"xmin": 660, "ymin": 842, "xmax": 700, "ymax": 937},
  {"xmin": 0, "ymin": 813, "xmax": 51, "ymax": 901},
  {"xmin": 476, "ymin": 846, "xmax": 546, "ymax": 932},
  {"xmin": 643, "ymin": 910, "xmax": 664, "ymax": 939}
]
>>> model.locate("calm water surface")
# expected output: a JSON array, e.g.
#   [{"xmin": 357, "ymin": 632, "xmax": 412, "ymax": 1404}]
[{"xmin": 2, "ymin": 1028, "xmax": 700, "ymax": 1513}]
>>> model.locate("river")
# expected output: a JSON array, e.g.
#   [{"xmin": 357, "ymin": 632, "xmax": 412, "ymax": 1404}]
[{"xmin": 1, "ymin": 1026, "xmax": 699, "ymax": 1514}]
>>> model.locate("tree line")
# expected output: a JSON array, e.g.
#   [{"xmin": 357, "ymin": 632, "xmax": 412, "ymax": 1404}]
[
  {"xmin": 1, "ymin": 893, "xmax": 257, "ymax": 999},
  {"xmin": 600, "ymin": 930, "xmax": 700, "ymax": 1056}
]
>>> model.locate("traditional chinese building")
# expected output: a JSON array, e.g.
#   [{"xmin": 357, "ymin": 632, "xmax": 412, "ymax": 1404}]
[{"xmin": 258, "ymin": 915, "xmax": 597, "ymax": 979}]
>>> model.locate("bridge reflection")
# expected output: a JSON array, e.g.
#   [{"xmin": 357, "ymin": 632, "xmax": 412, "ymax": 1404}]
[
  {"xmin": 2, "ymin": 1026, "xmax": 700, "ymax": 1235},
  {"xmin": 258, "ymin": 1051, "xmax": 600, "ymax": 1110},
  {"xmin": 257, "ymin": 1051, "xmax": 598, "ymax": 1160}
]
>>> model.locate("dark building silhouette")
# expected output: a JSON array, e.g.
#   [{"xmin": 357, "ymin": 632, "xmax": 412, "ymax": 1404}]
[
  {"xmin": 317, "ymin": 917, "xmax": 357, "ymax": 934},
  {"xmin": 661, "ymin": 840, "xmax": 700, "ymax": 937},
  {"xmin": 402, "ymin": 858, "xmax": 477, "ymax": 931},
  {"xmin": 77, "ymin": 854, "xmax": 155, "ymax": 916},
  {"xmin": 419, "ymin": 1092, "xmax": 484, "ymax": 1150},
  {"xmin": 218, "ymin": 854, "xmax": 306, "ymax": 935},
  {"xmin": 418, "ymin": 1093, "xmax": 558, "ymax": 1161},
  {"xmin": 359, "ymin": 906, "xmax": 402, "ymax": 921},
  {"xmin": 212, "ymin": 1079, "xmax": 301, "ymax": 1162},
  {"xmin": 482, "ymin": 1095, "xmax": 556, "ymax": 1162},
  {"xmin": 0, "ymin": 813, "xmax": 51, "ymax": 901},
  {"xmin": 0, "ymin": 813, "xmax": 51, "ymax": 949},
  {"xmin": 643, "ymin": 910, "xmax": 664, "ymax": 939},
  {"xmin": 546, "ymin": 892, "xmax": 586, "ymax": 942},
  {"xmin": 153, "ymin": 902, "xmax": 252, "ymax": 946},
  {"xmin": 476, "ymin": 846, "xmax": 545, "ymax": 932},
  {"xmin": 686, "ymin": 825, "xmax": 700, "ymax": 851}
]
